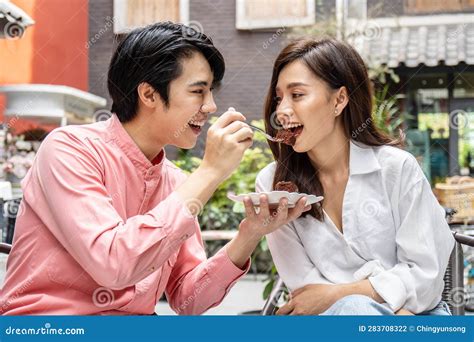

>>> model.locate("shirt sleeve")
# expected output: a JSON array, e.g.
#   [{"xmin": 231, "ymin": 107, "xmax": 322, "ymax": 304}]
[
  {"xmin": 256, "ymin": 168, "xmax": 330, "ymax": 292},
  {"xmin": 165, "ymin": 234, "xmax": 250, "ymax": 315},
  {"xmin": 24, "ymin": 129, "xmax": 198, "ymax": 290},
  {"xmin": 368, "ymin": 157, "xmax": 455, "ymax": 313}
]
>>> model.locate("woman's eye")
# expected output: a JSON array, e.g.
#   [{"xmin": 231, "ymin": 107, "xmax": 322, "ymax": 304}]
[
  {"xmin": 274, "ymin": 96, "xmax": 282, "ymax": 103},
  {"xmin": 292, "ymin": 93, "xmax": 304, "ymax": 99}
]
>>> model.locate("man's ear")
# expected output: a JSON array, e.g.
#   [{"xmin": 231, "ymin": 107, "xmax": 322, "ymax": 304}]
[
  {"xmin": 334, "ymin": 86, "xmax": 349, "ymax": 116},
  {"xmin": 137, "ymin": 82, "xmax": 161, "ymax": 109}
]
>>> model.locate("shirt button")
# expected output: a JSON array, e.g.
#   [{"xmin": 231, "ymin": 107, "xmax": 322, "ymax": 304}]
[{"xmin": 149, "ymin": 266, "xmax": 155, "ymax": 272}]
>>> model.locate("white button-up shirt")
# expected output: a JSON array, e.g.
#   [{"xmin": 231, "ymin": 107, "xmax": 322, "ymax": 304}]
[{"xmin": 256, "ymin": 141, "xmax": 455, "ymax": 313}]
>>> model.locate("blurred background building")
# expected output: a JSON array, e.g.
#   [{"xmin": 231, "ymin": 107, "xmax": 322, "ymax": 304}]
[{"xmin": 0, "ymin": 0, "xmax": 474, "ymax": 180}]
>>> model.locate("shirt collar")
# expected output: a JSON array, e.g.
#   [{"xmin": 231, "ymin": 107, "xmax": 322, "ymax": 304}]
[
  {"xmin": 349, "ymin": 140, "xmax": 381, "ymax": 175},
  {"xmin": 107, "ymin": 114, "xmax": 166, "ymax": 175}
]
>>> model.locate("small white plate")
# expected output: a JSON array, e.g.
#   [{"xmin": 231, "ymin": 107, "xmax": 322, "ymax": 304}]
[{"xmin": 227, "ymin": 191, "xmax": 323, "ymax": 209}]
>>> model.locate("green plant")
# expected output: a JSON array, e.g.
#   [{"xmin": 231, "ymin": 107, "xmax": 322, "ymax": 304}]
[
  {"xmin": 371, "ymin": 84, "xmax": 407, "ymax": 137},
  {"xmin": 368, "ymin": 64, "xmax": 412, "ymax": 140}
]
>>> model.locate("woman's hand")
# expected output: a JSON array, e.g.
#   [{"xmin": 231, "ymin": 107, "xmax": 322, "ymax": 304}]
[
  {"xmin": 276, "ymin": 284, "xmax": 343, "ymax": 315},
  {"xmin": 226, "ymin": 195, "xmax": 311, "ymax": 269},
  {"xmin": 395, "ymin": 308, "xmax": 414, "ymax": 315}
]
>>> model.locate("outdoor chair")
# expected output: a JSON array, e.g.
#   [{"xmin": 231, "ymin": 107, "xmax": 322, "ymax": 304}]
[{"xmin": 0, "ymin": 242, "xmax": 11, "ymax": 255}]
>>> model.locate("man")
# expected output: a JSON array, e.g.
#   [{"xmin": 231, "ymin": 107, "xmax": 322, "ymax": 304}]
[{"xmin": 0, "ymin": 22, "xmax": 309, "ymax": 315}]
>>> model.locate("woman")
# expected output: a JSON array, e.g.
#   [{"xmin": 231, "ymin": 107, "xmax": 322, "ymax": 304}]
[{"xmin": 256, "ymin": 38, "xmax": 454, "ymax": 315}]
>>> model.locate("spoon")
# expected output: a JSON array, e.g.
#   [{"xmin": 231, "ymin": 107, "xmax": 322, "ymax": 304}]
[{"xmin": 248, "ymin": 124, "xmax": 282, "ymax": 142}]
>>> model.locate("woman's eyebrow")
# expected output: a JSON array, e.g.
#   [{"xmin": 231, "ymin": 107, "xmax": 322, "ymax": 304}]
[
  {"xmin": 287, "ymin": 82, "xmax": 309, "ymax": 89},
  {"xmin": 275, "ymin": 82, "xmax": 310, "ymax": 92}
]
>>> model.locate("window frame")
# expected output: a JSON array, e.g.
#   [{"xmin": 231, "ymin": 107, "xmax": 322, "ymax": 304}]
[
  {"xmin": 235, "ymin": 0, "xmax": 315, "ymax": 30},
  {"xmin": 113, "ymin": 0, "xmax": 189, "ymax": 34}
]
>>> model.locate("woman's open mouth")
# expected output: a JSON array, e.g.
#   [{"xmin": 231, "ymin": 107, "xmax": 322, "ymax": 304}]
[{"xmin": 275, "ymin": 123, "xmax": 304, "ymax": 146}]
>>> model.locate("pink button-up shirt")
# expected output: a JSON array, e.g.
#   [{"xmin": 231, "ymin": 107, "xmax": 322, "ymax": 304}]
[{"xmin": 0, "ymin": 115, "xmax": 248, "ymax": 315}]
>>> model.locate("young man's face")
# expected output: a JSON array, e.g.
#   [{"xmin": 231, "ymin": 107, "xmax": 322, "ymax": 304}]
[{"xmin": 161, "ymin": 52, "xmax": 217, "ymax": 149}]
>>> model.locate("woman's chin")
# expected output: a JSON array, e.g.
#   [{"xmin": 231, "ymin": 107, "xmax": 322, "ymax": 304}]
[
  {"xmin": 291, "ymin": 136, "xmax": 306, "ymax": 153},
  {"xmin": 292, "ymin": 145, "xmax": 305, "ymax": 153}
]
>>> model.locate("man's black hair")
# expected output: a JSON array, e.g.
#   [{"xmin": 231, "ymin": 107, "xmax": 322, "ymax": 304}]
[{"xmin": 107, "ymin": 21, "xmax": 225, "ymax": 122}]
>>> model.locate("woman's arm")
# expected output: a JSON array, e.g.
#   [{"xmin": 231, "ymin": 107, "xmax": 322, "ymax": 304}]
[
  {"xmin": 279, "ymin": 280, "xmax": 413, "ymax": 315},
  {"xmin": 366, "ymin": 156, "xmax": 455, "ymax": 313},
  {"xmin": 339, "ymin": 279, "xmax": 384, "ymax": 303}
]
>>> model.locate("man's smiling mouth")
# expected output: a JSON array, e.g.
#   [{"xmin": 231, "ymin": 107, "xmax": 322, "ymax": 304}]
[{"xmin": 188, "ymin": 116, "xmax": 206, "ymax": 135}]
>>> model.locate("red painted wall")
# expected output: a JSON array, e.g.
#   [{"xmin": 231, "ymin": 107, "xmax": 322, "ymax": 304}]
[{"xmin": 0, "ymin": 0, "xmax": 89, "ymax": 132}]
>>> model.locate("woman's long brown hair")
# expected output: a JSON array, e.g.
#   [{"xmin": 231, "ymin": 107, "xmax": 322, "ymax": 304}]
[{"xmin": 264, "ymin": 38, "xmax": 402, "ymax": 221}]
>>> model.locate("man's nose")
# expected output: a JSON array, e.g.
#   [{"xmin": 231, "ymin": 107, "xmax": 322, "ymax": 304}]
[{"xmin": 201, "ymin": 92, "xmax": 217, "ymax": 114}]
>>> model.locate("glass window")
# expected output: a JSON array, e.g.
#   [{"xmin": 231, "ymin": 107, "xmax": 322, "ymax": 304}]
[
  {"xmin": 454, "ymin": 72, "xmax": 474, "ymax": 99},
  {"xmin": 406, "ymin": 74, "xmax": 450, "ymax": 183}
]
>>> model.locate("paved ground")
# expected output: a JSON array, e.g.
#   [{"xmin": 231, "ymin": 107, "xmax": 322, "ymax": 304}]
[{"xmin": 0, "ymin": 254, "xmax": 6, "ymax": 286}]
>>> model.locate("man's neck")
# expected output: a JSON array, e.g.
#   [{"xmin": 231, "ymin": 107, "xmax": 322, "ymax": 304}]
[{"xmin": 122, "ymin": 118, "xmax": 164, "ymax": 162}]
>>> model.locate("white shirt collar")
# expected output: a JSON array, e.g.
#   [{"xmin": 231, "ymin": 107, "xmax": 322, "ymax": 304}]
[{"xmin": 349, "ymin": 140, "xmax": 382, "ymax": 175}]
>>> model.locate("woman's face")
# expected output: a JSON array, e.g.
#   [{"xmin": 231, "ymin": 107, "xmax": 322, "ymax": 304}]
[{"xmin": 274, "ymin": 60, "xmax": 343, "ymax": 153}]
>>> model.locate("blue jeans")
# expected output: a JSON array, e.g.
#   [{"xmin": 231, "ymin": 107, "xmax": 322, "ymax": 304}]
[{"xmin": 320, "ymin": 295, "xmax": 451, "ymax": 315}]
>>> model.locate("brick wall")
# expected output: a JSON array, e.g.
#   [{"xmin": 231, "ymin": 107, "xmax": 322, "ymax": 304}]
[{"xmin": 88, "ymin": 0, "xmax": 115, "ymax": 108}]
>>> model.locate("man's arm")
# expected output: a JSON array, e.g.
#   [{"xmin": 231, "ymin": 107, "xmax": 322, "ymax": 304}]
[{"xmin": 28, "ymin": 129, "xmax": 201, "ymax": 290}]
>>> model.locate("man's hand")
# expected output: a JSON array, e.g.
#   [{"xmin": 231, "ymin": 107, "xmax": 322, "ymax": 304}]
[
  {"xmin": 239, "ymin": 195, "xmax": 311, "ymax": 239},
  {"xmin": 201, "ymin": 107, "xmax": 253, "ymax": 183},
  {"xmin": 226, "ymin": 195, "xmax": 311, "ymax": 269},
  {"xmin": 176, "ymin": 107, "xmax": 253, "ymax": 218},
  {"xmin": 276, "ymin": 284, "xmax": 343, "ymax": 315}
]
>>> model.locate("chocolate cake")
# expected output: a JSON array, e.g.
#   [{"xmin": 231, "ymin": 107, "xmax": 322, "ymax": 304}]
[
  {"xmin": 275, "ymin": 181, "xmax": 299, "ymax": 193},
  {"xmin": 275, "ymin": 129, "xmax": 297, "ymax": 146}
]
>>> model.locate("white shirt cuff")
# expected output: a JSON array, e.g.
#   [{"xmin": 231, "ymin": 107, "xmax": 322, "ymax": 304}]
[{"xmin": 368, "ymin": 271, "xmax": 407, "ymax": 312}]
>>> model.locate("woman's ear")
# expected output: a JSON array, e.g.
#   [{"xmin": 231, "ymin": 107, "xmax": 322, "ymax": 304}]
[
  {"xmin": 137, "ymin": 82, "xmax": 161, "ymax": 109},
  {"xmin": 334, "ymin": 86, "xmax": 349, "ymax": 117}
]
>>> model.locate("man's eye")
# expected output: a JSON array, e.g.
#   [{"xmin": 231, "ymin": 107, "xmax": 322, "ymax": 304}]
[{"xmin": 192, "ymin": 90, "xmax": 204, "ymax": 94}]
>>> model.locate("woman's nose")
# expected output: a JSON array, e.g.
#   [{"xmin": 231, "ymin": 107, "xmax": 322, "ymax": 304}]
[{"xmin": 276, "ymin": 104, "xmax": 293, "ymax": 127}]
